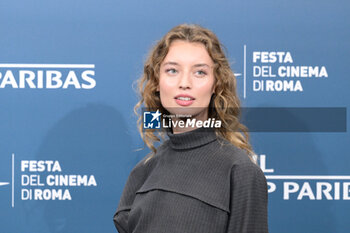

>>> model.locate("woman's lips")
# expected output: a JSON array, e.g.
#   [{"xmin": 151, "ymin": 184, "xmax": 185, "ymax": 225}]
[
  {"xmin": 174, "ymin": 95, "xmax": 195, "ymax": 106},
  {"xmin": 175, "ymin": 98, "xmax": 194, "ymax": 106}
]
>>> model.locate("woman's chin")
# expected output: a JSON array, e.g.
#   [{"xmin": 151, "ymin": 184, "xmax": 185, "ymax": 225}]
[{"xmin": 164, "ymin": 107, "xmax": 200, "ymax": 117}]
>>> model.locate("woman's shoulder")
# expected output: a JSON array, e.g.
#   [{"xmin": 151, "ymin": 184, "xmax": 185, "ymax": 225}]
[
  {"xmin": 117, "ymin": 147, "xmax": 164, "ymax": 206},
  {"xmin": 213, "ymin": 137, "xmax": 266, "ymax": 183},
  {"xmin": 214, "ymin": 137, "xmax": 256, "ymax": 167},
  {"xmin": 129, "ymin": 141, "xmax": 168, "ymax": 175}
]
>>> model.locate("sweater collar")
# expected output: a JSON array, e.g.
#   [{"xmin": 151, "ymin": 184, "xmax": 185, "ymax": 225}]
[{"xmin": 166, "ymin": 127, "xmax": 218, "ymax": 150}]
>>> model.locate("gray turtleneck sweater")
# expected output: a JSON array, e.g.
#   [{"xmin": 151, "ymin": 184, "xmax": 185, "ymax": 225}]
[{"xmin": 113, "ymin": 127, "xmax": 268, "ymax": 233}]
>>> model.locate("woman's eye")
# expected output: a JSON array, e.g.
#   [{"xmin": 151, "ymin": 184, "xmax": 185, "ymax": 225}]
[
  {"xmin": 195, "ymin": 70, "xmax": 207, "ymax": 76},
  {"xmin": 166, "ymin": 68, "xmax": 177, "ymax": 74}
]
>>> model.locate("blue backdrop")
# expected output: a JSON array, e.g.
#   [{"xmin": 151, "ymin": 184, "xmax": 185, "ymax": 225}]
[{"xmin": 1, "ymin": 0, "xmax": 349, "ymax": 232}]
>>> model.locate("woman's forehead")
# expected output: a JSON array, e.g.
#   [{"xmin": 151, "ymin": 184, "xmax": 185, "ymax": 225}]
[{"xmin": 162, "ymin": 40, "xmax": 213, "ymax": 66}]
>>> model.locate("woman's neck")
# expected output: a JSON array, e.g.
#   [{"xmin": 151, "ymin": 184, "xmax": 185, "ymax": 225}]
[{"xmin": 171, "ymin": 110, "xmax": 209, "ymax": 134}]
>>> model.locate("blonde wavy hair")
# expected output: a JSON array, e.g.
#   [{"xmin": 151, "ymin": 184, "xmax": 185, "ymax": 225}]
[{"xmin": 134, "ymin": 23, "xmax": 256, "ymax": 164}]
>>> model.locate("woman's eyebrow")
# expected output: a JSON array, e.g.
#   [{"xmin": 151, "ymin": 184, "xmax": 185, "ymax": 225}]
[
  {"xmin": 162, "ymin": 61, "xmax": 179, "ymax": 66},
  {"xmin": 162, "ymin": 61, "xmax": 210, "ymax": 68},
  {"xmin": 193, "ymin": 63, "xmax": 210, "ymax": 68}
]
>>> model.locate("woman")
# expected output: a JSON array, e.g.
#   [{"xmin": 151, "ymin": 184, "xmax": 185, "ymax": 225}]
[{"xmin": 113, "ymin": 24, "xmax": 268, "ymax": 233}]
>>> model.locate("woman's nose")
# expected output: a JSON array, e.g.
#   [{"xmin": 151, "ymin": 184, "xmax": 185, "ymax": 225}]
[{"xmin": 178, "ymin": 72, "xmax": 192, "ymax": 90}]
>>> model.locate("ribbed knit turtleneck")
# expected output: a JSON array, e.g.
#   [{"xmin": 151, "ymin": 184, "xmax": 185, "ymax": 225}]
[
  {"xmin": 114, "ymin": 124, "xmax": 268, "ymax": 233},
  {"xmin": 166, "ymin": 127, "xmax": 218, "ymax": 150}
]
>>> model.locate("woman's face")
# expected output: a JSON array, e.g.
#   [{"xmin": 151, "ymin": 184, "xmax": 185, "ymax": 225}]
[{"xmin": 157, "ymin": 40, "xmax": 215, "ymax": 120}]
